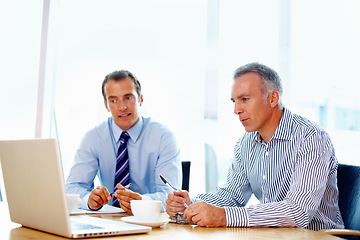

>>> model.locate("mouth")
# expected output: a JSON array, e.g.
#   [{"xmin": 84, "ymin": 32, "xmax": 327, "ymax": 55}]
[
  {"xmin": 118, "ymin": 113, "xmax": 131, "ymax": 118},
  {"xmin": 240, "ymin": 118, "xmax": 249, "ymax": 123}
]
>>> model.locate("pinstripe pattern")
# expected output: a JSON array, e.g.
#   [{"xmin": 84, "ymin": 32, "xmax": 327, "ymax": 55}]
[
  {"xmin": 195, "ymin": 108, "xmax": 344, "ymax": 230},
  {"xmin": 113, "ymin": 131, "xmax": 130, "ymax": 207}
]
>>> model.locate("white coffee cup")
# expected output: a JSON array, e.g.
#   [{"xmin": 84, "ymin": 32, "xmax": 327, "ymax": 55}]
[
  {"xmin": 66, "ymin": 193, "xmax": 81, "ymax": 212},
  {"xmin": 131, "ymin": 200, "xmax": 162, "ymax": 221}
]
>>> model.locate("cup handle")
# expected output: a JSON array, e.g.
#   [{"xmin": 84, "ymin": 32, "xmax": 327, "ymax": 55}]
[{"xmin": 74, "ymin": 198, "xmax": 81, "ymax": 208}]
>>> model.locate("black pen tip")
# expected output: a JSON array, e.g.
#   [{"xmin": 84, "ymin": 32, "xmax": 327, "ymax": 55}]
[{"xmin": 160, "ymin": 175, "xmax": 167, "ymax": 183}]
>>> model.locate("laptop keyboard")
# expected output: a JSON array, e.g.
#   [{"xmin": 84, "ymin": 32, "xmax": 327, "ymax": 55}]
[{"xmin": 71, "ymin": 221, "xmax": 104, "ymax": 230}]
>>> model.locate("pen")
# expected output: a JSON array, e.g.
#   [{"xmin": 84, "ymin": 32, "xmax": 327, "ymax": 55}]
[
  {"xmin": 159, "ymin": 175, "xmax": 188, "ymax": 208},
  {"xmin": 110, "ymin": 183, "xmax": 132, "ymax": 198}
]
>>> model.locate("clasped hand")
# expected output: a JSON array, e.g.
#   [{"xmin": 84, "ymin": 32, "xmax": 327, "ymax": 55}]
[
  {"xmin": 166, "ymin": 190, "xmax": 227, "ymax": 227},
  {"xmin": 88, "ymin": 183, "xmax": 141, "ymax": 214}
]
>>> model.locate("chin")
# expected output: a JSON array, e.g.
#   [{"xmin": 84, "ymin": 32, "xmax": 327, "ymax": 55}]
[{"xmin": 243, "ymin": 126, "xmax": 255, "ymax": 133}]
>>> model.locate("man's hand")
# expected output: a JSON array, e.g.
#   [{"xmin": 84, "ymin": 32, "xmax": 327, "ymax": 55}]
[
  {"xmin": 166, "ymin": 190, "xmax": 191, "ymax": 216},
  {"xmin": 114, "ymin": 183, "xmax": 142, "ymax": 214},
  {"xmin": 184, "ymin": 201, "xmax": 227, "ymax": 227},
  {"xmin": 88, "ymin": 186, "xmax": 112, "ymax": 210}
]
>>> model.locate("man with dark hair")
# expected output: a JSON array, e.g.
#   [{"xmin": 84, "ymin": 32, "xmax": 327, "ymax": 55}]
[
  {"xmin": 166, "ymin": 62, "xmax": 344, "ymax": 231},
  {"xmin": 66, "ymin": 70, "xmax": 181, "ymax": 214}
]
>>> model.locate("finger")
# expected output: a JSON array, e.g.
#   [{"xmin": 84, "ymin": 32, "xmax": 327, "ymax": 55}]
[
  {"xmin": 88, "ymin": 197, "xmax": 102, "ymax": 210},
  {"xmin": 116, "ymin": 183, "xmax": 132, "ymax": 191},
  {"xmin": 166, "ymin": 203, "xmax": 183, "ymax": 216},
  {"xmin": 115, "ymin": 190, "xmax": 142, "ymax": 215},
  {"xmin": 104, "ymin": 188, "xmax": 111, "ymax": 201},
  {"xmin": 173, "ymin": 190, "xmax": 188, "ymax": 198},
  {"xmin": 115, "ymin": 192, "xmax": 133, "ymax": 215},
  {"xmin": 184, "ymin": 207, "xmax": 198, "ymax": 223},
  {"xmin": 168, "ymin": 201, "xmax": 186, "ymax": 214},
  {"xmin": 115, "ymin": 188, "xmax": 141, "ymax": 200},
  {"xmin": 166, "ymin": 193, "xmax": 187, "ymax": 216},
  {"xmin": 117, "ymin": 193, "xmax": 141, "ymax": 207},
  {"xmin": 116, "ymin": 183, "xmax": 124, "ymax": 190},
  {"xmin": 120, "ymin": 202, "xmax": 132, "ymax": 214},
  {"xmin": 184, "ymin": 202, "xmax": 201, "ymax": 218},
  {"xmin": 169, "ymin": 192, "xmax": 185, "ymax": 204},
  {"xmin": 88, "ymin": 187, "xmax": 108, "ymax": 210},
  {"xmin": 97, "ymin": 186, "xmax": 110, "ymax": 203},
  {"xmin": 119, "ymin": 198, "xmax": 131, "ymax": 211}
]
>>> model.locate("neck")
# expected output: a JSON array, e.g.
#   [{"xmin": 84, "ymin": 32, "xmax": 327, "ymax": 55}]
[{"xmin": 259, "ymin": 107, "xmax": 284, "ymax": 143}]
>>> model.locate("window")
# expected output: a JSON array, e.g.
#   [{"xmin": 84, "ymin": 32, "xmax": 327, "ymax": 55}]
[
  {"xmin": 1, "ymin": 0, "xmax": 360, "ymax": 194},
  {"xmin": 0, "ymin": 0, "xmax": 43, "ymax": 139}
]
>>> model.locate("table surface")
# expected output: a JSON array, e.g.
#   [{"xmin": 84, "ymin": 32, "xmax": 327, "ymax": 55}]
[{"xmin": 0, "ymin": 203, "xmax": 341, "ymax": 240}]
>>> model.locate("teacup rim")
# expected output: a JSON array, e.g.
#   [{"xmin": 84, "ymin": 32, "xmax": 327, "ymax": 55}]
[{"xmin": 131, "ymin": 200, "xmax": 162, "ymax": 203}]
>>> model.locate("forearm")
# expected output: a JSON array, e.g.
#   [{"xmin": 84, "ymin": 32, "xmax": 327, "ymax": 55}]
[{"xmin": 225, "ymin": 200, "xmax": 307, "ymax": 228}]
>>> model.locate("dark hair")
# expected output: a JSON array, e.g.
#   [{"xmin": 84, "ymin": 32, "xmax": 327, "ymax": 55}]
[
  {"xmin": 234, "ymin": 62, "xmax": 283, "ymax": 106},
  {"xmin": 101, "ymin": 70, "xmax": 142, "ymax": 102}
]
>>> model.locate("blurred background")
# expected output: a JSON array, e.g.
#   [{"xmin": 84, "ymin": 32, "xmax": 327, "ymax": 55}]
[{"xmin": 1, "ymin": 0, "xmax": 360, "ymax": 198}]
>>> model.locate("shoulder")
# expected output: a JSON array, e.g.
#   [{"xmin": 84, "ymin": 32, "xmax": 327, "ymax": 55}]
[
  {"xmin": 291, "ymin": 112, "xmax": 327, "ymax": 138},
  {"xmin": 142, "ymin": 117, "xmax": 175, "ymax": 136},
  {"xmin": 288, "ymin": 112, "xmax": 334, "ymax": 153},
  {"xmin": 140, "ymin": 117, "xmax": 179, "ymax": 150},
  {"xmin": 84, "ymin": 118, "xmax": 112, "ymax": 141}
]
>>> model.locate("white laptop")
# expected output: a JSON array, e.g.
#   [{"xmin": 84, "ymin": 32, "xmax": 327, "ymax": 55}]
[{"xmin": 0, "ymin": 138, "xmax": 151, "ymax": 238}]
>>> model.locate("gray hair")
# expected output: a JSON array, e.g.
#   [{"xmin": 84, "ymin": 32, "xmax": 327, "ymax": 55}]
[{"xmin": 234, "ymin": 62, "xmax": 283, "ymax": 107}]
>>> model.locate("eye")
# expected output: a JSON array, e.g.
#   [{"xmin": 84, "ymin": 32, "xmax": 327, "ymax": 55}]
[{"xmin": 124, "ymin": 95, "xmax": 135, "ymax": 101}]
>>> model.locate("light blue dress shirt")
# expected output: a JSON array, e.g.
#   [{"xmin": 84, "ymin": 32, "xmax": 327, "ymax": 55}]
[
  {"xmin": 194, "ymin": 108, "xmax": 344, "ymax": 231},
  {"xmin": 66, "ymin": 116, "xmax": 182, "ymax": 211}
]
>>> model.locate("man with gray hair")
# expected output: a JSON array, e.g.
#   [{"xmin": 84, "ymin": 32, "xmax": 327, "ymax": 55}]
[{"xmin": 166, "ymin": 62, "xmax": 344, "ymax": 231}]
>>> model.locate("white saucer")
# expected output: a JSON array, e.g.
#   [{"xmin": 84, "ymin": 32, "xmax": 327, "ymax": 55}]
[{"xmin": 121, "ymin": 216, "xmax": 170, "ymax": 227}]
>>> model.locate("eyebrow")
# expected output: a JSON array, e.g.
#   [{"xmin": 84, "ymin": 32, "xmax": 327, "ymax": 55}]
[
  {"xmin": 107, "ymin": 93, "xmax": 134, "ymax": 100},
  {"xmin": 231, "ymin": 93, "xmax": 248, "ymax": 102},
  {"xmin": 107, "ymin": 96, "xmax": 118, "ymax": 100}
]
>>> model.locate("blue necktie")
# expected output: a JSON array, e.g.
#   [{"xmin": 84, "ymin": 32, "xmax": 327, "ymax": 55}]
[{"xmin": 113, "ymin": 131, "xmax": 130, "ymax": 207}]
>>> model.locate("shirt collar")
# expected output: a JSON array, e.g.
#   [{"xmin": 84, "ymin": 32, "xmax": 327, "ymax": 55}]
[
  {"xmin": 112, "ymin": 117, "xmax": 143, "ymax": 144},
  {"xmin": 272, "ymin": 107, "xmax": 292, "ymax": 141},
  {"xmin": 254, "ymin": 107, "xmax": 293, "ymax": 143}
]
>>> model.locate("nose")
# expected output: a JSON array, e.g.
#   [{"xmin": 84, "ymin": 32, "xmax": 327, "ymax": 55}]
[
  {"xmin": 234, "ymin": 101, "xmax": 242, "ymax": 115},
  {"xmin": 118, "ymin": 100, "xmax": 127, "ymax": 110}
]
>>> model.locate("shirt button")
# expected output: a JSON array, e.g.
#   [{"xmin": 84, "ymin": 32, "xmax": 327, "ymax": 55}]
[
  {"xmin": 265, "ymin": 151, "xmax": 269, "ymax": 156},
  {"xmin": 262, "ymin": 175, "xmax": 266, "ymax": 180},
  {"xmin": 265, "ymin": 197, "xmax": 269, "ymax": 203}
]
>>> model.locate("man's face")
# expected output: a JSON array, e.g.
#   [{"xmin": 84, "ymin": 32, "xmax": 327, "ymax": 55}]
[
  {"xmin": 104, "ymin": 77, "xmax": 143, "ymax": 130},
  {"xmin": 231, "ymin": 72, "xmax": 273, "ymax": 134}
]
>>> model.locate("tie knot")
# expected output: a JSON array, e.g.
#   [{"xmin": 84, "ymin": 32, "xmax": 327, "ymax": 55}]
[{"xmin": 120, "ymin": 131, "xmax": 130, "ymax": 143}]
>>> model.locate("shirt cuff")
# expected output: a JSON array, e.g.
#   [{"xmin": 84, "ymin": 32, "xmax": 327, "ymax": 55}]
[
  {"xmin": 81, "ymin": 192, "xmax": 91, "ymax": 210},
  {"xmin": 224, "ymin": 206, "xmax": 249, "ymax": 227}
]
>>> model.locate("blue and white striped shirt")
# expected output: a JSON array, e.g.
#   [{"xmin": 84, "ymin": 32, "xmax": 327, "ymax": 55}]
[{"xmin": 195, "ymin": 108, "xmax": 344, "ymax": 230}]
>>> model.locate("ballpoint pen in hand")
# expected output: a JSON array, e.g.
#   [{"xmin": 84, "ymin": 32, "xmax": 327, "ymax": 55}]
[
  {"xmin": 159, "ymin": 175, "xmax": 192, "ymax": 224},
  {"xmin": 110, "ymin": 183, "xmax": 132, "ymax": 198},
  {"xmin": 159, "ymin": 175, "xmax": 188, "ymax": 208}
]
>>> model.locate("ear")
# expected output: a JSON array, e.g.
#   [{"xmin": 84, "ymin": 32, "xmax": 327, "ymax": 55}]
[
  {"xmin": 104, "ymin": 101, "xmax": 110, "ymax": 112},
  {"xmin": 139, "ymin": 94, "xmax": 144, "ymax": 106},
  {"xmin": 268, "ymin": 91, "xmax": 280, "ymax": 108}
]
